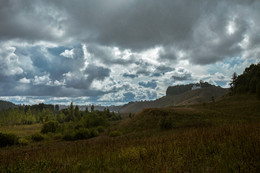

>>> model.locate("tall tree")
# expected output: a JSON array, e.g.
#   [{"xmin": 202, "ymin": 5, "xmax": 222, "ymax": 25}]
[
  {"xmin": 85, "ymin": 106, "xmax": 89, "ymax": 114},
  {"xmin": 55, "ymin": 105, "xmax": 59, "ymax": 113},
  {"xmin": 91, "ymin": 105, "xmax": 94, "ymax": 112},
  {"xmin": 69, "ymin": 102, "xmax": 74, "ymax": 121},
  {"xmin": 74, "ymin": 105, "xmax": 80, "ymax": 120},
  {"xmin": 229, "ymin": 72, "xmax": 237, "ymax": 93}
]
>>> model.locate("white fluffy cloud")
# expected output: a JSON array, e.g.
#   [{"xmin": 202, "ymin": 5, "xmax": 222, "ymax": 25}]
[
  {"xmin": 60, "ymin": 49, "xmax": 74, "ymax": 58},
  {"xmin": 19, "ymin": 77, "xmax": 30, "ymax": 84},
  {"xmin": 0, "ymin": 45, "xmax": 24, "ymax": 76},
  {"xmin": 33, "ymin": 74, "xmax": 51, "ymax": 85}
]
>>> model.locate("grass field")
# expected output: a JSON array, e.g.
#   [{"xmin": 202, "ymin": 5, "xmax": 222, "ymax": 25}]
[
  {"xmin": 0, "ymin": 94, "xmax": 259, "ymax": 172},
  {"xmin": 0, "ymin": 123, "xmax": 42, "ymax": 137}
]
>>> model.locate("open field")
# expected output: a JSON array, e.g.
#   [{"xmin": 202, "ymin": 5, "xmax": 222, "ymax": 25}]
[
  {"xmin": 0, "ymin": 124, "xmax": 42, "ymax": 137},
  {"xmin": 0, "ymin": 94, "xmax": 260, "ymax": 172}
]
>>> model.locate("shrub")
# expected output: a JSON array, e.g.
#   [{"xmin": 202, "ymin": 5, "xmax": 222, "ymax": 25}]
[
  {"xmin": 31, "ymin": 133, "xmax": 44, "ymax": 142},
  {"xmin": 97, "ymin": 126, "xmax": 105, "ymax": 133},
  {"xmin": 0, "ymin": 132, "xmax": 18, "ymax": 147},
  {"xmin": 53, "ymin": 133, "xmax": 62, "ymax": 140},
  {"xmin": 62, "ymin": 132, "xmax": 75, "ymax": 141},
  {"xmin": 109, "ymin": 130, "xmax": 122, "ymax": 137},
  {"xmin": 90, "ymin": 129, "xmax": 99, "ymax": 137},
  {"xmin": 74, "ymin": 128, "xmax": 90, "ymax": 140},
  {"xmin": 41, "ymin": 121, "xmax": 59, "ymax": 134},
  {"xmin": 159, "ymin": 116, "xmax": 173, "ymax": 130},
  {"xmin": 18, "ymin": 138, "xmax": 29, "ymax": 146},
  {"xmin": 84, "ymin": 113, "xmax": 108, "ymax": 128}
]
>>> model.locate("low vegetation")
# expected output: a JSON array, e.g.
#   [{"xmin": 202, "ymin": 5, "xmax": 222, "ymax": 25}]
[{"xmin": 0, "ymin": 132, "xmax": 18, "ymax": 147}]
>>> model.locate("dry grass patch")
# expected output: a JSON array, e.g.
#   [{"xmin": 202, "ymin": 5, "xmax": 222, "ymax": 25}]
[{"xmin": 0, "ymin": 124, "xmax": 42, "ymax": 137}]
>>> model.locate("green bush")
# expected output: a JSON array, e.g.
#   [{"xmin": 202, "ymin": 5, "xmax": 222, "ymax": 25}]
[
  {"xmin": 84, "ymin": 113, "xmax": 108, "ymax": 128},
  {"xmin": 159, "ymin": 116, "xmax": 173, "ymax": 130},
  {"xmin": 18, "ymin": 138, "xmax": 29, "ymax": 146},
  {"xmin": 53, "ymin": 133, "xmax": 62, "ymax": 140},
  {"xmin": 97, "ymin": 126, "xmax": 105, "ymax": 133},
  {"xmin": 41, "ymin": 121, "xmax": 59, "ymax": 134},
  {"xmin": 62, "ymin": 128, "xmax": 99, "ymax": 141},
  {"xmin": 109, "ymin": 130, "xmax": 122, "ymax": 137},
  {"xmin": 0, "ymin": 132, "xmax": 18, "ymax": 147},
  {"xmin": 31, "ymin": 133, "xmax": 44, "ymax": 142},
  {"xmin": 62, "ymin": 132, "xmax": 75, "ymax": 141},
  {"xmin": 90, "ymin": 129, "xmax": 99, "ymax": 137},
  {"xmin": 74, "ymin": 128, "xmax": 90, "ymax": 140}
]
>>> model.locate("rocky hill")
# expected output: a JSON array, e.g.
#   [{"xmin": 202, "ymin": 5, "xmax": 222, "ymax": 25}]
[
  {"xmin": 166, "ymin": 82, "xmax": 214, "ymax": 96},
  {"xmin": 119, "ymin": 84, "xmax": 228, "ymax": 113}
]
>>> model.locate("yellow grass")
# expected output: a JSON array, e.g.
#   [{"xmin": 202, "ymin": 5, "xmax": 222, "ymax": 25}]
[{"xmin": 0, "ymin": 123, "xmax": 42, "ymax": 137}]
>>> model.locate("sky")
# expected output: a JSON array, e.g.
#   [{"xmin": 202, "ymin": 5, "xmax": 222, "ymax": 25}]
[{"xmin": 0, "ymin": 0, "xmax": 260, "ymax": 105}]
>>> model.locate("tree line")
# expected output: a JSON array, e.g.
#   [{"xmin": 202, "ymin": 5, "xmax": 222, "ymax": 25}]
[
  {"xmin": 0, "ymin": 102, "xmax": 121, "ymax": 126},
  {"xmin": 230, "ymin": 62, "xmax": 260, "ymax": 98}
]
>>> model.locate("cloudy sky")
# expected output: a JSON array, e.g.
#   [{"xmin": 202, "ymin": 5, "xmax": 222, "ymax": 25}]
[{"xmin": 0, "ymin": 0, "xmax": 259, "ymax": 105}]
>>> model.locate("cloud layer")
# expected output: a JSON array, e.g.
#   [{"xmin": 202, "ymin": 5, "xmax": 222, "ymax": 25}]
[{"xmin": 0, "ymin": 0, "xmax": 260, "ymax": 105}]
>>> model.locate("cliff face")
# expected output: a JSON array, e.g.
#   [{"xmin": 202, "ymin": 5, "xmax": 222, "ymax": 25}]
[{"xmin": 166, "ymin": 82, "xmax": 214, "ymax": 96}]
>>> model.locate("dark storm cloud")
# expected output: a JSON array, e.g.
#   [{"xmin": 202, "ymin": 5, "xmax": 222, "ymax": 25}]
[
  {"xmin": 1, "ymin": 0, "xmax": 260, "ymax": 65},
  {"xmin": 84, "ymin": 65, "xmax": 111, "ymax": 82},
  {"xmin": 186, "ymin": 13, "xmax": 249, "ymax": 65},
  {"xmin": 152, "ymin": 65, "xmax": 175, "ymax": 76},
  {"xmin": 156, "ymin": 66, "xmax": 175, "ymax": 74},
  {"xmin": 171, "ymin": 74, "xmax": 192, "ymax": 81},
  {"xmin": 0, "ymin": 0, "xmax": 65, "ymax": 42},
  {"xmin": 159, "ymin": 47, "xmax": 178, "ymax": 62},
  {"xmin": 171, "ymin": 68, "xmax": 192, "ymax": 81},
  {"xmin": 60, "ymin": 64, "xmax": 111, "ymax": 91}
]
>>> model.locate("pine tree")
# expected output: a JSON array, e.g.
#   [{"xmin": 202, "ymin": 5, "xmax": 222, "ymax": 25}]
[
  {"xmin": 229, "ymin": 72, "xmax": 237, "ymax": 93},
  {"xmin": 91, "ymin": 105, "xmax": 94, "ymax": 112},
  {"xmin": 75, "ymin": 105, "xmax": 80, "ymax": 120},
  {"xmin": 69, "ymin": 102, "xmax": 74, "ymax": 121}
]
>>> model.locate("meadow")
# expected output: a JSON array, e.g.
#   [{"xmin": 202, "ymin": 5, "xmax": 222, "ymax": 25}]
[{"xmin": 0, "ymin": 94, "xmax": 259, "ymax": 172}]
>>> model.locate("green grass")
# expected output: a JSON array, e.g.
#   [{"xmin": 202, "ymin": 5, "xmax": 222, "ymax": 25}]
[
  {"xmin": 0, "ymin": 123, "xmax": 42, "ymax": 137},
  {"xmin": 0, "ymin": 94, "xmax": 259, "ymax": 172}
]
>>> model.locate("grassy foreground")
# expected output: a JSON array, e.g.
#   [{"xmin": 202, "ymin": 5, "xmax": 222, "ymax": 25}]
[{"xmin": 0, "ymin": 94, "xmax": 260, "ymax": 172}]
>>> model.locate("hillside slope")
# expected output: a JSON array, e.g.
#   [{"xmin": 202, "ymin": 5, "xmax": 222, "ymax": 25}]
[
  {"xmin": 120, "ymin": 86, "xmax": 228, "ymax": 113},
  {"xmin": 0, "ymin": 100, "xmax": 16, "ymax": 110},
  {"xmin": 119, "ymin": 94, "xmax": 260, "ymax": 133}
]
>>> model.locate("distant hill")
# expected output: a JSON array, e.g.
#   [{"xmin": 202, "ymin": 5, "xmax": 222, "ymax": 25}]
[
  {"xmin": 0, "ymin": 100, "xmax": 16, "ymax": 110},
  {"xmin": 120, "ymin": 84, "xmax": 228, "ymax": 113},
  {"xmin": 119, "ymin": 94, "xmax": 260, "ymax": 132}
]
